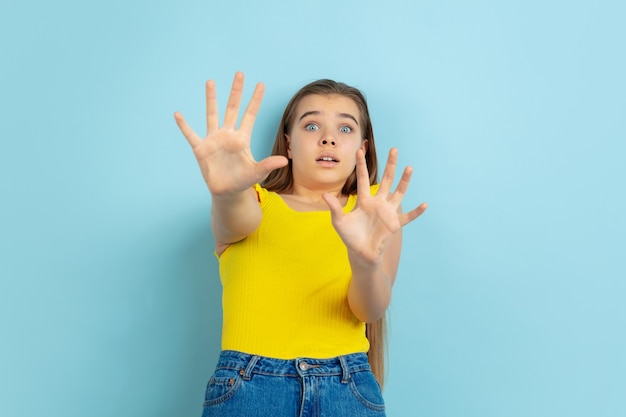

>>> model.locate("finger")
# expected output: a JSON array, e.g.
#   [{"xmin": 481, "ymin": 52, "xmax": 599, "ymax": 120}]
[
  {"xmin": 401, "ymin": 202, "xmax": 428, "ymax": 226},
  {"xmin": 378, "ymin": 148, "xmax": 398, "ymax": 197},
  {"xmin": 355, "ymin": 148, "xmax": 371, "ymax": 197},
  {"xmin": 174, "ymin": 112, "xmax": 201, "ymax": 148},
  {"xmin": 388, "ymin": 166, "xmax": 413, "ymax": 205},
  {"xmin": 239, "ymin": 82, "xmax": 265, "ymax": 136},
  {"xmin": 205, "ymin": 80, "xmax": 219, "ymax": 134},
  {"xmin": 255, "ymin": 155, "xmax": 289, "ymax": 181},
  {"xmin": 322, "ymin": 192, "xmax": 345, "ymax": 220},
  {"xmin": 223, "ymin": 72, "xmax": 245, "ymax": 129}
]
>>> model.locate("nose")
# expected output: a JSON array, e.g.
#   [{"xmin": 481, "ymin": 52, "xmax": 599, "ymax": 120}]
[{"xmin": 320, "ymin": 136, "xmax": 336, "ymax": 147}]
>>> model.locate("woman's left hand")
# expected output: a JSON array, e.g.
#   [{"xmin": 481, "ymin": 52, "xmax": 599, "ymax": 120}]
[{"xmin": 323, "ymin": 148, "xmax": 428, "ymax": 265}]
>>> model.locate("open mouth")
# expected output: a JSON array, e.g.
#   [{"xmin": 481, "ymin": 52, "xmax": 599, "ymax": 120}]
[{"xmin": 317, "ymin": 156, "xmax": 339, "ymax": 162}]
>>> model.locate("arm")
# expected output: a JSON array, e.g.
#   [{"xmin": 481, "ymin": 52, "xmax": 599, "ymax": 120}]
[
  {"xmin": 174, "ymin": 72, "xmax": 288, "ymax": 244},
  {"xmin": 344, "ymin": 218, "xmax": 402, "ymax": 323},
  {"xmin": 210, "ymin": 187, "xmax": 262, "ymax": 245},
  {"xmin": 323, "ymin": 148, "xmax": 428, "ymax": 323}
]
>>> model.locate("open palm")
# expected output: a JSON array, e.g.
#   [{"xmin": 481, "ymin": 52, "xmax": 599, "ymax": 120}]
[
  {"xmin": 174, "ymin": 72, "xmax": 287, "ymax": 195},
  {"xmin": 323, "ymin": 148, "xmax": 428, "ymax": 263}
]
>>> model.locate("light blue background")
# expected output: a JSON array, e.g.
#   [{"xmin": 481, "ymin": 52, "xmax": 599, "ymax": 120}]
[{"xmin": 1, "ymin": 1, "xmax": 624, "ymax": 416}]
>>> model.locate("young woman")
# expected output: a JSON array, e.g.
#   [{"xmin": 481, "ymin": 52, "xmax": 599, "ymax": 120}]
[{"xmin": 174, "ymin": 72, "xmax": 427, "ymax": 417}]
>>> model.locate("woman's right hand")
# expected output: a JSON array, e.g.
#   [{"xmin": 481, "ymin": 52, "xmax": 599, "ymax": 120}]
[{"xmin": 174, "ymin": 72, "xmax": 288, "ymax": 196}]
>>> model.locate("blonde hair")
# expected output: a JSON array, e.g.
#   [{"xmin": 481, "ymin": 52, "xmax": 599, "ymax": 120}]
[{"xmin": 262, "ymin": 79, "xmax": 387, "ymax": 388}]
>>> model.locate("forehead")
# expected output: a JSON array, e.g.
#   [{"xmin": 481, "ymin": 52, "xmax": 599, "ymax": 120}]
[{"xmin": 294, "ymin": 94, "xmax": 360, "ymax": 118}]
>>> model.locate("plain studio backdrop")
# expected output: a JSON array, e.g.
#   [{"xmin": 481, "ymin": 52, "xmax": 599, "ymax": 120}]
[{"xmin": 1, "ymin": 1, "xmax": 624, "ymax": 416}]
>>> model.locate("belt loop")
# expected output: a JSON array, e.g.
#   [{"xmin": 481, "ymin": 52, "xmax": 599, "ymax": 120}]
[
  {"xmin": 339, "ymin": 355, "xmax": 350, "ymax": 384},
  {"xmin": 243, "ymin": 355, "xmax": 260, "ymax": 381}
]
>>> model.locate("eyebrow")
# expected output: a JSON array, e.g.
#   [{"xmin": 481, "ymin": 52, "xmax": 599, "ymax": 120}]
[{"xmin": 298, "ymin": 110, "xmax": 359, "ymax": 126}]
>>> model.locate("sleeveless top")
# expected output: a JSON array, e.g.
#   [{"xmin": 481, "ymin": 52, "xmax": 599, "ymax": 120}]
[{"xmin": 218, "ymin": 183, "xmax": 379, "ymax": 359}]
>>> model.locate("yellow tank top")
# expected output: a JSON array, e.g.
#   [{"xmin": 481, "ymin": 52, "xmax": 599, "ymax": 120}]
[{"xmin": 218, "ymin": 184, "xmax": 378, "ymax": 359}]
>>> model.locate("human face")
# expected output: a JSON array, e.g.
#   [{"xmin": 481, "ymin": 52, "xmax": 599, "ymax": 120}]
[{"xmin": 285, "ymin": 94, "xmax": 368, "ymax": 194}]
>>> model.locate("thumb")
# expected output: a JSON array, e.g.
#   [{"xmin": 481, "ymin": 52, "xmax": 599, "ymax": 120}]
[
  {"xmin": 255, "ymin": 155, "xmax": 289, "ymax": 180},
  {"xmin": 322, "ymin": 193, "xmax": 345, "ymax": 220}
]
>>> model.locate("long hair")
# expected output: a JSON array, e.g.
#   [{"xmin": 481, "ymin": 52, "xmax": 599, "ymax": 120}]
[{"xmin": 262, "ymin": 79, "xmax": 387, "ymax": 388}]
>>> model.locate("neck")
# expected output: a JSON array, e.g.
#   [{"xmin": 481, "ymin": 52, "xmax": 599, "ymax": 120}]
[{"xmin": 288, "ymin": 183, "xmax": 344, "ymax": 201}]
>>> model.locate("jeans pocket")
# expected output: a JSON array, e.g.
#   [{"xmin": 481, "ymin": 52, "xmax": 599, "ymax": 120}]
[
  {"xmin": 348, "ymin": 370, "xmax": 386, "ymax": 412},
  {"xmin": 203, "ymin": 368, "xmax": 243, "ymax": 407}
]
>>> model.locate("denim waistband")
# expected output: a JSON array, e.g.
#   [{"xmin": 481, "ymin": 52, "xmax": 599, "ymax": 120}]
[{"xmin": 215, "ymin": 350, "xmax": 371, "ymax": 382}]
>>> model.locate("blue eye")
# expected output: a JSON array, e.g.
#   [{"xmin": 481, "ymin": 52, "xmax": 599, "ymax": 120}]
[
  {"xmin": 305, "ymin": 123, "xmax": 319, "ymax": 131},
  {"xmin": 339, "ymin": 126, "xmax": 352, "ymax": 133}
]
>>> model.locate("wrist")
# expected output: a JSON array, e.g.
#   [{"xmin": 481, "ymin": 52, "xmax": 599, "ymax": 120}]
[{"xmin": 347, "ymin": 247, "xmax": 383, "ymax": 269}]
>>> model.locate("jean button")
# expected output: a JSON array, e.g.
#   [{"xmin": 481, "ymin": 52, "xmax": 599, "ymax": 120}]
[{"xmin": 299, "ymin": 361, "xmax": 309, "ymax": 371}]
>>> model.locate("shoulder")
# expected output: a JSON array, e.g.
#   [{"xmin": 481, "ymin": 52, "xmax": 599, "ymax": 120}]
[
  {"xmin": 254, "ymin": 183, "xmax": 274, "ymax": 207},
  {"xmin": 254, "ymin": 183, "xmax": 267, "ymax": 200}
]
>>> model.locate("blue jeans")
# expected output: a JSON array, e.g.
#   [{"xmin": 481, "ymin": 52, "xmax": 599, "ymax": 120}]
[{"xmin": 201, "ymin": 350, "xmax": 386, "ymax": 417}]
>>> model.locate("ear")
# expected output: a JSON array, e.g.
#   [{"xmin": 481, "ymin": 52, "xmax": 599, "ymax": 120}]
[
  {"xmin": 361, "ymin": 139, "xmax": 369, "ymax": 155},
  {"xmin": 285, "ymin": 134, "xmax": 292, "ymax": 159}
]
